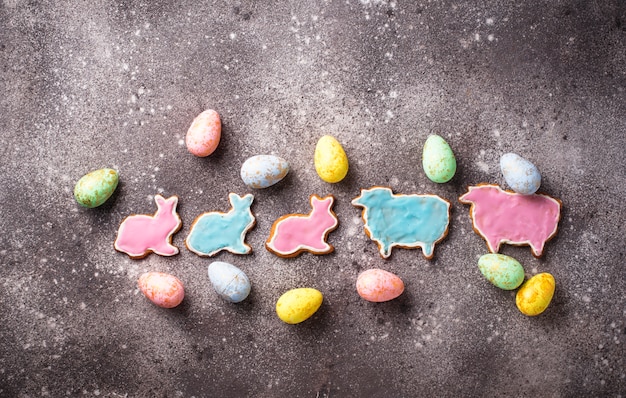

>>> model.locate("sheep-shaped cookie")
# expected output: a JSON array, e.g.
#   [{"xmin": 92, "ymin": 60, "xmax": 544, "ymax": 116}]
[
  {"xmin": 352, "ymin": 187, "xmax": 450, "ymax": 259},
  {"xmin": 186, "ymin": 193, "xmax": 256, "ymax": 257},
  {"xmin": 114, "ymin": 195, "xmax": 182, "ymax": 259},
  {"xmin": 459, "ymin": 184, "xmax": 561, "ymax": 257}
]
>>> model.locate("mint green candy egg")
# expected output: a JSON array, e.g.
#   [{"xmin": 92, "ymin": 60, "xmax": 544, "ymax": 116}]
[
  {"xmin": 478, "ymin": 253, "xmax": 525, "ymax": 290},
  {"xmin": 422, "ymin": 134, "xmax": 457, "ymax": 183},
  {"xmin": 74, "ymin": 168, "xmax": 119, "ymax": 208}
]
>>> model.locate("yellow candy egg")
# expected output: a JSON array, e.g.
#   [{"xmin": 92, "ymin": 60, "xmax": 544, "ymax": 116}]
[
  {"xmin": 276, "ymin": 288, "xmax": 323, "ymax": 324},
  {"xmin": 314, "ymin": 135, "xmax": 349, "ymax": 183},
  {"xmin": 516, "ymin": 273, "xmax": 555, "ymax": 316}
]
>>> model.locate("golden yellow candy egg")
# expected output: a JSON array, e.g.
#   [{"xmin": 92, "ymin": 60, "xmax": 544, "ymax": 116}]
[
  {"xmin": 516, "ymin": 273, "xmax": 555, "ymax": 316},
  {"xmin": 276, "ymin": 288, "xmax": 323, "ymax": 324},
  {"xmin": 314, "ymin": 135, "xmax": 349, "ymax": 183}
]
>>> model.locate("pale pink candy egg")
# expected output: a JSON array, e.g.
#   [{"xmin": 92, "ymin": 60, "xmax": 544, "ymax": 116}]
[
  {"xmin": 356, "ymin": 269, "xmax": 404, "ymax": 302},
  {"xmin": 185, "ymin": 109, "xmax": 221, "ymax": 157},
  {"xmin": 138, "ymin": 272, "xmax": 185, "ymax": 308}
]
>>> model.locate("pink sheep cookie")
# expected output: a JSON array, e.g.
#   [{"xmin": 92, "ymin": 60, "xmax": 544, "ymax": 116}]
[
  {"xmin": 459, "ymin": 184, "xmax": 561, "ymax": 257},
  {"xmin": 266, "ymin": 195, "xmax": 339, "ymax": 258},
  {"xmin": 114, "ymin": 195, "xmax": 182, "ymax": 259}
]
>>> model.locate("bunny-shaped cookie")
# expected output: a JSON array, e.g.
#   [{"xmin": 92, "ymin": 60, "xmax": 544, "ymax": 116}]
[
  {"xmin": 266, "ymin": 195, "xmax": 339, "ymax": 257},
  {"xmin": 186, "ymin": 193, "xmax": 256, "ymax": 257},
  {"xmin": 114, "ymin": 195, "xmax": 182, "ymax": 259}
]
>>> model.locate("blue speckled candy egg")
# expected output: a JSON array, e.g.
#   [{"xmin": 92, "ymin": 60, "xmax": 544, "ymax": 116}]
[
  {"xmin": 500, "ymin": 153, "xmax": 541, "ymax": 195},
  {"xmin": 208, "ymin": 261, "xmax": 251, "ymax": 303},
  {"xmin": 240, "ymin": 155, "xmax": 289, "ymax": 189}
]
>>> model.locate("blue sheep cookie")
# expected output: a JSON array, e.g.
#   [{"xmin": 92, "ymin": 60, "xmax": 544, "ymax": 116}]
[
  {"xmin": 186, "ymin": 193, "xmax": 256, "ymax": 257},
  {"xmin": 352, "ymin": 187, "xmax": 450, "ymax": 259}
]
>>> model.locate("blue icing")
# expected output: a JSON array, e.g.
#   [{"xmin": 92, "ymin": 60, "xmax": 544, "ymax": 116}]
[
  {"xmin": 352, "ymin": 187, "xmax": 450, "ymax": 259},
  {"xmin": 186, "ymin": 193, "xmax": 255, "ymax": 256}
]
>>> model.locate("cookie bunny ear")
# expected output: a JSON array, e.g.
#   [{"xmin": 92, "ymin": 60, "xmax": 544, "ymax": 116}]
[
  {"xmin": 310, "ymin": 194, "xmax": 323, "ymax": 204},
  {"xmin": 311, "ymin": 195, "xmax": 333, "ymax": 209},
  {"xmin": 155, "ymin": 194, "xmax": 166, "ymax": 207},
  {"xmin": 155, "ymin": 195, "xmax": 178, "ymax": 213},
  {"xmin": 229, "ymin": 193, "xmax": 253, "ymax": 208}
]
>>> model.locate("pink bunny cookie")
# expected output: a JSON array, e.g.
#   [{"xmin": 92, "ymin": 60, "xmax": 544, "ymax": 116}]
[
  {"xmin": 114, "ymin": 195, "xmax": 182, "ymax": 259},
  {"xmin": 266, "ymin": 194, "xmax": 339, "ymax": 258}
]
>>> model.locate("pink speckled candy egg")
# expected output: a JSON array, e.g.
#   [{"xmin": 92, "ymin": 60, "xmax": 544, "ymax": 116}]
[
  {"xmin": 185, "ymin": 109, "xmax": 221, "ymax": 157},
  {"xmin": 138, "ymin": 272, "xmax": 185, "ymax": 308},
  {"xmin": 356, "ymin": 269, "xmax": 404, "ymax": 302}
]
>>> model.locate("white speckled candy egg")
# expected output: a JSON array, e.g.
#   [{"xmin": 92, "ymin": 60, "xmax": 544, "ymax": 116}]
[
  {"xmin": 186, "ymin": 109, "xmax": 221, "ymax": 157},
  {"xmin": 208, "ymin": 261, "xmax": 251, "ymax": 303},
  {"xmin": 240, "ymin": 155, "xmax": 290, "ymax": 189},
  {"xmin": 500, "ymin": 153, "xmax": 541, "ymax": 195},
  {"xmin": 422, "ymin": 134, "xmax": 457, "ymax": 183}
]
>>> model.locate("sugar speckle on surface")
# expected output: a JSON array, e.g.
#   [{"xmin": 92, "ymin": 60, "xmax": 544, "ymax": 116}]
[{"xmin": 476, "ymin": 161, "xmax": 489, "ymax": 173}]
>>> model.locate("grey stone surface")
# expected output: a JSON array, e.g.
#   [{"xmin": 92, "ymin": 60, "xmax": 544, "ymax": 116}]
[{"xmin": 1, "ymin": 0, "xmax": 625, "ymax": 396}]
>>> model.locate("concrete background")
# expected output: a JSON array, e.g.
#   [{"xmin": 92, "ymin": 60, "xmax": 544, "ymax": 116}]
[{"xmin": 1, "ymin": 0, "xmax": 625, "ymax": 396}]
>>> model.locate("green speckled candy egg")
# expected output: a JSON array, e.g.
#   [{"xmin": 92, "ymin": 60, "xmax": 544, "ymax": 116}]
[
  {"xmin": 422, "ymin": 134, "xmax": 456, "ymax": 183},
  {"xmin": 478, "ymin": 253, "xmax": 525, "ymax": 290},
  {"xmin": 74, "ymin": 168, "xmax": 119, "ymax": 208}
]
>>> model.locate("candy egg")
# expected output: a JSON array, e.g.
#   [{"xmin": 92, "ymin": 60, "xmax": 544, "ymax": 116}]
[
  {"xmin": 516, "ymin": 273, "xmax": 555, "ymax": 316},
  {"xmin": 500, "ymin": 153, "xmax": 541, "ymax": 195},
  {"xmin": 477, "ymin": 253, "xmax": 525, "ymax": 290},
  {"xmin": 314, "ymin": 135, "xmax": 349, "ymax": 183},
  {"xmin": 208, "ymin": 261, "xmax": 251, "ymax": 303},
  {"xmin": 422, "ymin": 134, "xmax": 457, "ymax": 183},
  {"xmin": 276, "ymin": 288, "xmax": 323, "ymax": 324},
  {"xmin": 186, "ymin": 109, "xmax": 221, "ymax": 157},
  {"xmin": 240, "ymin": 155, "xmax": 290, "ymax": 189},
  {"xmin": 356, "ymin": 269, "xmax": 404, "ymax": 302},
  {"xmin": 73, "ymin": 168, "xmax": 119, "ymax": 208},
  {"xmin": 138, "ymin": 272, "xmax": 184, "ymax": 309}
]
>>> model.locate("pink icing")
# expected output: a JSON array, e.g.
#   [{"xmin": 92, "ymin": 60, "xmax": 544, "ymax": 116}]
[
  {"xmin": 459, "ymin": 185, "xmax": 561, "ymax": 257},
  {"xmin": 266, "ymin": 195, "xmax": 338, "ymax": 256},
  {"xmin": 114, "ymin": 195, "xmax": 182, "ymax": 258}
]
